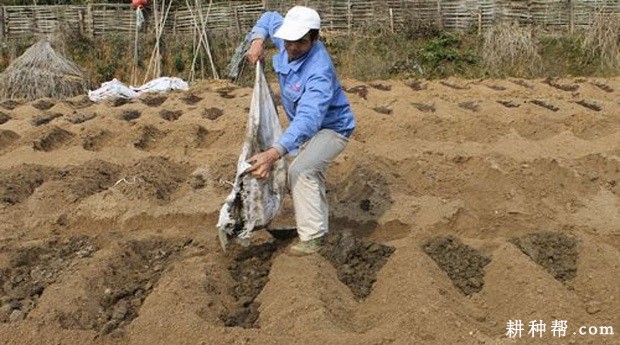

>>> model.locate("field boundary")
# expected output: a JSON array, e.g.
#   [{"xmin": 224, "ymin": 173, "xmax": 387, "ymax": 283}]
[{"xmin": 0, "ymin": 0, "xmax": 619, "ymax": 43}]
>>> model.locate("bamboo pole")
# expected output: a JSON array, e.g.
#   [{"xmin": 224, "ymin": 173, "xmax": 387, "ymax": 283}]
[
  {"xmin": 195, "ymin": 0, "xmax": 219, "ymax": 79},
  {"xmin": 186, "ymin": 0, "xmax": 201, "ymax": 81},
  {"xmin": 347, "ymin": 0, "xmax": 351, "ymax": 36},
  {"xmin": 143, "ymin": 0, "xmax": 173, "ymax": 83},
  {"xmin": 0, "ymin": 7, "xmax": 5, "ymax": 44},
  {"xmin": 86, "ymin": 4, "xmax": 93, "ymax": 37},
  {"xmin": 233, "ymin": 6, "xmax": 241, "ymax": 36},
  {"xmin": 132, "ymin": 8, "xmax": 140, "ymax": 86},
  {"xmin": 436, "ymin": 0, "xmax": 443, "ymax": 29},
  {"xmin": 568, "ymin": 0, "xmax": 574, "ymax": 34},
  {"xmin": 186, "ymin": 0, "xmax": 218, "ymax": 80}
]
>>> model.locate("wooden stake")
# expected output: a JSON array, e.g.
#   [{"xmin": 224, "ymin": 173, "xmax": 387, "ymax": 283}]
[
  {"xmin": 568, "ymin": 0, "xmax": 574, "ymax": 34},
  {"xmin": 0, "ymin": 7, "xmax": 5, "ymax": 44},
  {"xmin": 143, "ymin": 0, "xmax": 172, "ymax": 84},
  {"xmin": 186, "ymin": 0, "xmax": 218, "ymax": 80},
  {"xmin": 132, "ymin": 8, "xmax": 140, "ymax": 86}
]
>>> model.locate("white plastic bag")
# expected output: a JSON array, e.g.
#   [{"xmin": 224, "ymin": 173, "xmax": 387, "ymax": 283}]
[
  {"xmin": 217, "ymin": 62, "xmax": 287, "ymax": 249},
  {"xmin": 87, "ymin": 78, "xmax": 139, "ymax": 102},
  {"xmin": 87, "ymin": 77, "xmax": 189, "ymax": 102}
]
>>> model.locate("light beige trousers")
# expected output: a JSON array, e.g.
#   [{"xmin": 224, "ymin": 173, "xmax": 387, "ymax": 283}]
[{"xmin": 288, "ymin": 129, "xmax": 349, "ymax": 241}]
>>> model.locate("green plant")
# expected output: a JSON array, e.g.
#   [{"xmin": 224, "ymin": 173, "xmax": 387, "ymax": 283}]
[
  {"xmin": 414, "ymin": 32, "xmax": 480, "ymax": 78},
  {"xmin": 173, "ymin": 54, "xmax": 185, "ymax": 72}
]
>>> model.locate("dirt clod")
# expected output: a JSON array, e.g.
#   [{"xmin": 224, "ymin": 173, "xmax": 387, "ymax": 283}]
[
  {"xmin": 31, "ymin": 99, "xmax": 55, "ymax": 110},
  {"xmin": 30, "ymin": 113, "xmax": 62, "ymax": 126},
  {"xmin": 120, "ymin": 110, "xmax": 141, "ymax": 122},
  {"xmin": 530, "ymin": 99, "xmax": 559, "ymax": 112},
  {"xmin": 458, "ymin": 101, "xmax": 479, "ymax": 112},
  {"xmin": 180, "ymin": 94, "xmax": 202, "ymax": 105},
  {"xmin": 115, "ymin": 156, "xmax": 189, "ymax": 203},
  {"xmin": 66, "ymin": 112, "xmax": 97, "ymax": 124},
  {"xmin": 133, "ymin": 125, "xmax": 165, "ymax": 151},
  {"xmin": 32, "ymin": 127, "xmax": 75, "ymax": 151},
  {"xmin": 321, "ymin": 232, "xmax": 395, "ymax": 299},
  {"xmin": 0, "ymin": 130, "xmax": 19, "ymax": 150},
  {"xmin": 510, "ymin": 232, "xmax": 578, "ymax": 281},
  {"xmin": 223, "ymin": 242, "xmax": 279, "ymax": 328},
  {"xmin": 0, "ymin": 236, "xmax": 98, "ymax": 323},
  {"xmin": 346, "ymin": 85, "xmax": 368, "ymax": 99},
  {"xmin": 405, "ymin": 80, "xmax": 427, "ymax": 91},
  {"xmin": 0, "ymin": 164, "xmax": 54, "ymax": 205},
  {"xmin": 411, "ymin": 102, "xmax": 435, "ymax": 112},
  {"xmin": 369, "ymin": 83, "xmax": 392, "ymax": 91},
  {"xmin": 440, "ymin": 81, "xmax": 469, "ymax": 90},
  {"xmin": 575, "ymin": 100, "xmax": 602, "ymax": 111},
  {"xmin": 59, "ymin": 238, "xmax": 187, "ymax": 334},
  {"xmin": 159, "ymin": 109, "xmax": 182, "ymax": 121},
  {"xmin": 0, "ymin": 112, "xmax": 10, "ymax": 124},
  {"xmin": 0, "ymin": 100, "xmax": 22, "ymax": 110},
  {"xmin": 423, "ymin": 236, "xmax": 491, "ymax": 295},
  {"xmin": 202, "ymin": 108, "xmax": 224, "ymax": 120},
  {"xmin": 140, "ymin": 94, "xmax": 167, "ymax": 107},
  {"xmin": 372, "ymin": 106, "xmax": 392, "ymax": 115}
]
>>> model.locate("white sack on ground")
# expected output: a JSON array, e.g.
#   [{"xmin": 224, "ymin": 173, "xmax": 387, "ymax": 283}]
[
  {"xmin": 131, "ymin": 77, "xmax": 189, "ymax": 93},
  {"xmin": 87, "ymin": 78, "xmax": 138, "ymax": 101},
  {"xmin": 87, "ymin": 77, "xmax": 189, "ymax": 102},
  {"xmin": 217, "ymin": 62, "xmax": 287, "ymax": 243}
]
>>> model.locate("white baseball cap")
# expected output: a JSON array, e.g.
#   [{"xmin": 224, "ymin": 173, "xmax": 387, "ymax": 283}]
[{"xmin": 274, "ymin": 6, "xmax": 321, "ymax": 41}]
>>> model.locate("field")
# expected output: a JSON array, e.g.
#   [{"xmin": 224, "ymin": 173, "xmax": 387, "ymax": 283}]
[{"xmin": 0, "ymin": 76, "xmax": 618, "ymax": 344}]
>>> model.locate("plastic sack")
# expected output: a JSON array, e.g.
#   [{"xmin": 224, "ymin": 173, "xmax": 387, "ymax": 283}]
[
  {"xmin": 88, "ymin": 77, "xmax": 189, "ymax": 102},
  {"xmin": 87, "ymin": 78, "xmax": 139, "ymax": 102},
  {"xmin": 217, "ymin": 62, "xmax": 287, "ymax": 249},
  {"xmin": 131, "ymin": 77, "xmax": 189, "ymax": 93}
]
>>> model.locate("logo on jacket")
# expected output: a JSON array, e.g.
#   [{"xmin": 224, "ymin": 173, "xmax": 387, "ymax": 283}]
[{"xmin": 290, "ymin": 83, "xmax": 302, "ymax": 92}]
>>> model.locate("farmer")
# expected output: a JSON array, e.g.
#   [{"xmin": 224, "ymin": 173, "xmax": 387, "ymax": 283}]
[{"xmin": 245, "ymin": 6, "xmax": 355, "ymax": 256}]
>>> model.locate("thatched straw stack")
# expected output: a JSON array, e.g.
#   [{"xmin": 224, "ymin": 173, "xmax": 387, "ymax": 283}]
[
  {"xmin": 583, "ymin": 13, "xmax": 620, "ymax": 69},
  {"xmin": 0, "ymin": 40, "xmax": 90, "ymax": 100}
]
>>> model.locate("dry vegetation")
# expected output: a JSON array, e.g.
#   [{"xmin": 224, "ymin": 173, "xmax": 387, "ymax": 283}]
[
  {"xmin": 583, "ymin": 12, "xmax": 620, "ymax": 69},
  {"xmin": 1, "ymin": 18, "xmax": 619, "ymax": 84},
  {"xmin": 0, "ymin": 41, "xmax": 90, "ymax": 100},
  {"xmin": 482, "ymin": 22, "xmax": 541, "ymax": 77}
]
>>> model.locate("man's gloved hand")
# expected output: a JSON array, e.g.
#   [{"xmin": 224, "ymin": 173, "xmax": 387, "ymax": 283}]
[
  {"xmin": 246, "ymin": 147, "xmax": 281, "ymax": 180},
  {"xmin": 245, "ymin": 39, "xmax": 265, "ymax": 65}
]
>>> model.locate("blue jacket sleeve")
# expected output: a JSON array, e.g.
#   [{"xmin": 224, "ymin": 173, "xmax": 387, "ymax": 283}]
[
  {"xmin": 249, "ymin": 12, "xmax": 284, "ymax": 50},
  {"xmin": 277, "ymin": 68, "xmax": 333, "ymax": 154}
]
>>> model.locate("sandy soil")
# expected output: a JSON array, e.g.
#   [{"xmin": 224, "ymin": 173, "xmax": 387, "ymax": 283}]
[{"xmin": 0, "ymin": 76, "xmax": 618, "ymax": 345}]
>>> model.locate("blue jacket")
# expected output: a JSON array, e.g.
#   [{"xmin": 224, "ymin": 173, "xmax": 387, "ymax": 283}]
[{"xmin": 249, "ymin": 11, "xmax": 355, "ymax": 155}]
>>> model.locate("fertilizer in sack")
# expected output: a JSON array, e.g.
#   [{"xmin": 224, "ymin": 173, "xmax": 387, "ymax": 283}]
[{"xmin": 216, "ymin": 62, "xmax": 287, "ymax": 249}]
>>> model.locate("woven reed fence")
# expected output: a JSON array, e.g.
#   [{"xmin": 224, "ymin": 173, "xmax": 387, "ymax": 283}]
[{"xmin": 0, "ymin": 0, "xmax": 618, "ymax": 42}]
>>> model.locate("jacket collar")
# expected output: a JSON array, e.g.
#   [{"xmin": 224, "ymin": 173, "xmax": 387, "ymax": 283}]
[{"xmin": 273, "ymin": 41, "xmax": 320, "ymax": 75}]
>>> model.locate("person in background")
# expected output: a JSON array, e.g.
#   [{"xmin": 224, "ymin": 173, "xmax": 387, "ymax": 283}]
[{"xmin": 245, "ymin": 6, "xmax": 356, "ymax": 256}]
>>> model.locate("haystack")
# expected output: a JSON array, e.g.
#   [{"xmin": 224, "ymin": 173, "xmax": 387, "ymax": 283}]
[{"xmin": 0, "ymin": 40, "xmax": 90, "ymax": 100}]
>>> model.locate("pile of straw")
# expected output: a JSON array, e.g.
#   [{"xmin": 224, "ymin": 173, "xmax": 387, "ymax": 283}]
[
  {"xmin": 482, "ymin": 22, "xmax": 540, "ymax": 77},
  {"xmin": 0, "ymin": 40, "xmax": 90, "ymax": 100},
  {"xmin": 583, "ymin": 12, "xmax": 620, "ymax": 69}
]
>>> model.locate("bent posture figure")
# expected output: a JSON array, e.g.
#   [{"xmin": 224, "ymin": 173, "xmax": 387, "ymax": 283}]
[{"xmin": 245, "ymin": 6, "xmax": 356, "ymax": 256}]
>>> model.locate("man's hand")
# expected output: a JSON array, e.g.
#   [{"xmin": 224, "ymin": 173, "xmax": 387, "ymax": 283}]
[
  {"xmin": 246, "ymin": 147, "xmax": 281, "ymax": 180},
  {"xmin": 245, "ymin": 39, "xmax": 265, "ymax": 65}
]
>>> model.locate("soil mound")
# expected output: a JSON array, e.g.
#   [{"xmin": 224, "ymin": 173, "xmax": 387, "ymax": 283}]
[{"xmin": 0, "ymin": 76, "xmax": 617, "ymax": 345}]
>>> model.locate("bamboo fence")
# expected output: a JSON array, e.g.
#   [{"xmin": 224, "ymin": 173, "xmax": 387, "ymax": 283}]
[{"xmin": 0, "ymin": 0, "xmax": 618, "ymax": 42}]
